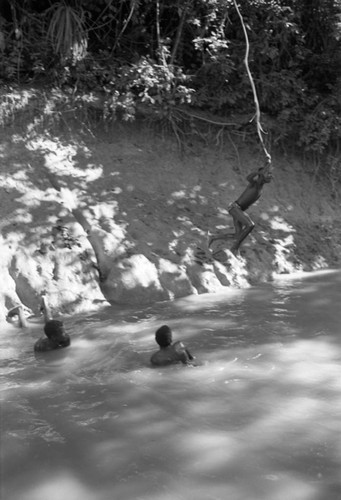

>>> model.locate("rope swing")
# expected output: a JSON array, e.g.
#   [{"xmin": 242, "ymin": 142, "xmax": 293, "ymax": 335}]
[{"xmin": 232, "ymin": 0, "xmax": 272, "ymax": 164}]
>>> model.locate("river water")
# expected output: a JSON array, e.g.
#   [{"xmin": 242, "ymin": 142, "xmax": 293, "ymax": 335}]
[{"xmin": 1, "ymin": 269, "xmax": 341, "ymax": 500}]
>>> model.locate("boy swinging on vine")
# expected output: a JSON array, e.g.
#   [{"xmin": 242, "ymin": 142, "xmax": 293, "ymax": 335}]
[
  {"xmin": 209, "ymin": 156, "xmax": 273, "ymax": 257},
  {"xmin": 206, "ymin": 0, "xmax": 274, "ymax": 257}
]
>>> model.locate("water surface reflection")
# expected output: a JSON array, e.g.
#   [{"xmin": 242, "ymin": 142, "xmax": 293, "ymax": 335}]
[{"xmin": 1, "ymin": 269, "xmax": 341, "ymax": 500}]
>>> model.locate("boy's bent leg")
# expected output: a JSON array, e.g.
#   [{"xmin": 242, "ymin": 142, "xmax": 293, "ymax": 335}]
[
  {"xmin": 229, "ymin": 207, "xmax": 255, "ymax": 253},
  {"xmin": 208, "ymin": 201, "xmax": 239, "ymax": 247}
]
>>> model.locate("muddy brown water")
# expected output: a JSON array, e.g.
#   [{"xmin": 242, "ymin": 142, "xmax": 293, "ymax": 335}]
[{"xmin": 1, "ymin": 269, "xmax": 341, "ymax": 500}]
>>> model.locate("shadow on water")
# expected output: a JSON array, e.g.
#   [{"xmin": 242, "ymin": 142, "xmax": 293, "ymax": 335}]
[{"xmin": 1, "ymin": 270, "xmax": 341, "ymax": 500}]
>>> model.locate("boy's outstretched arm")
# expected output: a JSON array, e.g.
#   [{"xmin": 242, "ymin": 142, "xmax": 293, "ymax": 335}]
[
  {"xmin": 185, "ymin": 348, "xmax": 194, "ymax": 361},
  {"xmin": 246, "ymin": 170, "xmax": 260, "ymax": 183}
]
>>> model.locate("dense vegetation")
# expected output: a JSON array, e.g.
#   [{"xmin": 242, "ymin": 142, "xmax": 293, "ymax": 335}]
[{"xmin": 1, "ymin": 0, "xmax": 341, "ymax": 169}]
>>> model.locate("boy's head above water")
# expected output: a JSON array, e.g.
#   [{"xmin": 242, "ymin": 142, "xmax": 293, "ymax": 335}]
[
  {"xmin": 151, "ymin": 325, "xmax": 196, "ymax": 366},
  {"xmin": 44, "ymin": 320, "xmax": 66, "ymax": 340},
  {"xmin": 34, "ymin": 319, "xmax": 70, "ymax": 352},
  {"xmin": 155, "ymin": 325, "xmax": 173, "ymax": 348}
]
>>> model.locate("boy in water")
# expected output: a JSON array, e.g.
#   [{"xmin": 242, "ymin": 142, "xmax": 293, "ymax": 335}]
[
  {"xmin": 150, "ymin": 325, "xmax": 195, "ymax": 366},
  {"xmin": 34, "ymin": 320, "xmax": 71, "ymax": 352},
  {"xmin": 209, "ymin": 159, "xmax": 273, "ymax": 256},
  {"xmin": 6, "ymin": 305, "xmax": 28, "ymax": 328}
]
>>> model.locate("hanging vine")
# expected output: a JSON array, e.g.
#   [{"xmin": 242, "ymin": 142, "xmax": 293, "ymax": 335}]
[{"xmin": 232, "ymin": 0, "xmax": 272, "ymax": 164}]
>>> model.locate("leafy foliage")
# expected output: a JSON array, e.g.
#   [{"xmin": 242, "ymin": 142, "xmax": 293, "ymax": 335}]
[
  {"xmin": 46, "ymin": 3, "xmax": 87, "ymax": 62},
  {"xmin": 0, "ymin": 0, "xmax": 340, "ymax": 163}
]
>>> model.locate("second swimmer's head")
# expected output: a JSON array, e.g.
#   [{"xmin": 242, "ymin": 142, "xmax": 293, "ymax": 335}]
[
  {"xmin": 44, "ymin": 320, "xmax": 66, "ymax": 340},
  {"xmin": 155, "ymin": 325, "xmax": 173, "ymax": 347}
]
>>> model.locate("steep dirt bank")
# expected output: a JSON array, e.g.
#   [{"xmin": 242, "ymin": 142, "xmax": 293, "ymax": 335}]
[{"xmin": 1, "ymin": 103, "xmax": 340, "ymax": 322}]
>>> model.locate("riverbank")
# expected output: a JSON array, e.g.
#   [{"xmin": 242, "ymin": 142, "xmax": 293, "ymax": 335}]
[{"xmin": 1, "ymin": 89, "xmax": 340, "ymax": 321}]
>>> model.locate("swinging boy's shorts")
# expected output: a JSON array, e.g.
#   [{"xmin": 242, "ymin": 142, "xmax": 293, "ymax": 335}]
[{"xmin": 227, "ymin": 201, "xmax": 241, "ymax": 213}]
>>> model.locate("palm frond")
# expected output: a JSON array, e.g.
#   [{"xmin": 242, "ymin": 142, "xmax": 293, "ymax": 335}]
[{"xmin": 46, "ymin": 2, "xmax": 87, "ymax": 61}]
